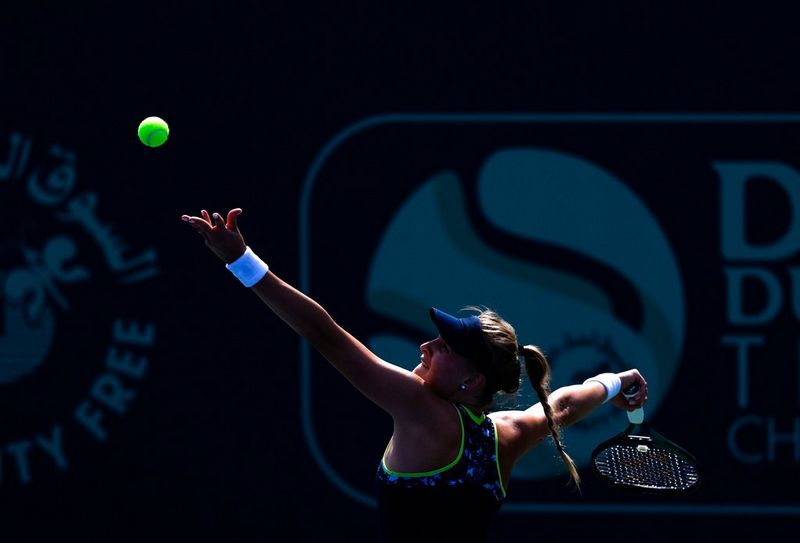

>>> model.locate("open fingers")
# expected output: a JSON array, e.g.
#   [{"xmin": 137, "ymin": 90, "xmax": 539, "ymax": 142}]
[
  {"xmin": 212, "ymin": 212, "xmax": 227, "ymax": 229},
  {"xmin": 181, "ymin": 214, "xmax": 214, "ymax": 233},
  {"xmin": 182, "ymin": 208, "xmax": 242, "ymax": 240},
  {"xmin": 226, "ymin": 208, "xmax": 242, "ymax": 230}
]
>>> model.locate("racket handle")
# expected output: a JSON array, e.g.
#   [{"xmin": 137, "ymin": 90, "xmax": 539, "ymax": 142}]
[{"xmin": 623, "ymin": 383, "xmax": 644, "ymax": 424}]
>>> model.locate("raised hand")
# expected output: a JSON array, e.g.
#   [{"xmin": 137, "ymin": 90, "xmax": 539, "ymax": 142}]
[{"xmin": 181, "ymin": 208, "xmax": 246, "ymax": 264}]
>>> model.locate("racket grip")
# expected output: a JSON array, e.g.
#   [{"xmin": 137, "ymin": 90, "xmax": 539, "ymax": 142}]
[{"xmin": 623, "ymin": 383, "xmax": 644, "ymax": 424}]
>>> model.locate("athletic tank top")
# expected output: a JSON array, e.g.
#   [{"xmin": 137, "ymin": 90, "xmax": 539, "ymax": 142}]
[{"xmin": 374, "ymin": 403, "xmax": 506, "ymax": 542}]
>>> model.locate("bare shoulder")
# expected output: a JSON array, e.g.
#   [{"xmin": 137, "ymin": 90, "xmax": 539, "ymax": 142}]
[{"xmin": 490, "ymin": 405, "xmax": 550, "ymax": 459}]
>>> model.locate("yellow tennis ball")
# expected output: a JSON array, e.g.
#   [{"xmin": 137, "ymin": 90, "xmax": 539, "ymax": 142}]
[{"xmin": 138, "ymin": 116, "xmax": 169, "ymax": 147}]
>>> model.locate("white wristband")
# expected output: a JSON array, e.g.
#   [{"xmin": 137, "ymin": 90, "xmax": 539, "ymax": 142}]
[
  {"xmin": 583, "ymin": 372, "xmax": 622, "ymax": 403},
  {"xmin": 225, "ymin": 246, "xmax": 269, "ymax": 287}
]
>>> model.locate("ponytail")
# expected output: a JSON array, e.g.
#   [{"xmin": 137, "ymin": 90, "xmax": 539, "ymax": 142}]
[
  {"xmin": 520, "ymin": 344, "xmax": 581, "ymax": 492},
  {"xmin": 463, "ymin": 306, "xmax": 581, "ymax": 490}
]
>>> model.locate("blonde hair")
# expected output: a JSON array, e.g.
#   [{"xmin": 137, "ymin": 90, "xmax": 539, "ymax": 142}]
[
  {"xmin": 465, "ymin": 306, "xmax": 581, "ymax": 491},
  {"xmin": 519, "ymin": 343, "xmax": 581, "ymax": 491}
]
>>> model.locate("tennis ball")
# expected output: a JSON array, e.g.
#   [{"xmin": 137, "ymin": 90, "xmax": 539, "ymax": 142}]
[{"xmin": 138, "ymin": 116, "xmax": 169, "ymax": 147}]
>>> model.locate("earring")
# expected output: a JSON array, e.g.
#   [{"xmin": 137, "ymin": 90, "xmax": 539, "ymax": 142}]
[{"xmin": 459, "ymin": 384, "xmax": 468, "ymax": 391}]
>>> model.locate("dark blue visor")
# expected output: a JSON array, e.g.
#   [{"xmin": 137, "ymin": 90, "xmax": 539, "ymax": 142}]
[{"xmin": 429, "ymin": 307, "xmax": 494, "ymax": 377}]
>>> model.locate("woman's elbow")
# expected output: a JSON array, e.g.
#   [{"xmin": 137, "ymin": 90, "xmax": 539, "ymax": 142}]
[
  {"xmin": 552, "ymin": 386, "xmax": 598, "ymax": 428},
  {"xmin": 550, "ymin": 389, "xmax": 575, "ymax": 427}
]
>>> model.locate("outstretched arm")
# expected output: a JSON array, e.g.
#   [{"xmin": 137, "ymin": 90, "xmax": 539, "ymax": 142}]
[
  {"xmin": 500, "ymin": 369, "xmax": 648, "ymax": 453},
  {"xmin": 181, "ymin": 208, "xmax": 335, "ymax": 341},
  {"xmin": 549, "ymin": 368, "xmax": 648, "ymax": 428},
  {"xmin": 181, "ymin": 209, "xmax": 429, "ymax": 419}
]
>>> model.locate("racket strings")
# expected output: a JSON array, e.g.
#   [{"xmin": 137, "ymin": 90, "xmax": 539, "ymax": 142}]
[{"xmin": 594, "ymin": 443, "xmax": 700, "ymax": 491}]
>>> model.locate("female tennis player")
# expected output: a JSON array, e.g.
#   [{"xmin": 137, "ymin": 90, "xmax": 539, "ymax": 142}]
[{"xmin": 181, "ymin": 207, "xmax": 649, "ymax": 542}]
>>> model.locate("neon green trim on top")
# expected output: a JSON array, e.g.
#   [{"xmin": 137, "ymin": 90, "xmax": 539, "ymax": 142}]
[
  {"xmin": 381, "ymin": 404, "xmax": 465, "ymax": 477},
  {"xmin": 493, "ymin": 421, "xmax": 507, "ymax": 497},
  {"xmin": 461, "ymin": 404, "xmax": 486, "ymax": 425}
]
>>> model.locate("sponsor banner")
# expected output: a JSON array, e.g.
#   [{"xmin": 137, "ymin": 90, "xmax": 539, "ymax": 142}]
[
  {"xmin": 1, "ymin": 130, "xmax": 159, "ymax": 486},
  {"xmin": 300, "ymin": 114, "xmax": 800, "ymax": 514}
]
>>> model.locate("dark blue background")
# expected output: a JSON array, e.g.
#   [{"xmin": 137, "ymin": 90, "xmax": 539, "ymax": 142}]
[{"xmin": 2, "ymin": 2, "xmax": 799, "ymax": 540}]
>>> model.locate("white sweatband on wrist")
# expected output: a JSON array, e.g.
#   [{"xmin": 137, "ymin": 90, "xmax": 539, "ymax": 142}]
[
  {"xmin": 583, "ymin": 372, "xmax": 622, "ymax": 403},
  {"xmin": 225, "ymin": 246, "xmax": 269, "ymax": 287}
]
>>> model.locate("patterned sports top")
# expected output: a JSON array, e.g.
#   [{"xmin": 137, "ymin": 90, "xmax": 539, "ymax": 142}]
[{"xmin": 374, "ymin": 403, "xmax": 506, "ymax": 541}]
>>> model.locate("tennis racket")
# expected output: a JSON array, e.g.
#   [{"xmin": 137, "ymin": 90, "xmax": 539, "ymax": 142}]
[{"xmin": 590, "ymin": 384, "xmax": 701, "ymax": 495}]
